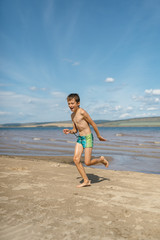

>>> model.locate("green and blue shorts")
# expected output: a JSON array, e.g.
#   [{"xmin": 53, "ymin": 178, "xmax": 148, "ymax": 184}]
[{"xmin": 77, "ymin": 133, "xmax": 93, "ymax": 148}]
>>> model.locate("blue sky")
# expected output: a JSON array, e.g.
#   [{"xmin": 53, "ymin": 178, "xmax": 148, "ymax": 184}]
[{"xmin": 0, "ymin": 0, "xmax": 160, "ymax": 124}]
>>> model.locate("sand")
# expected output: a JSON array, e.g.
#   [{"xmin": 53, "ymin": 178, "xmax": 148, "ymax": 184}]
[{"xmin": 0, "ymin": 155, "xmax": 160, "ymax": 240}]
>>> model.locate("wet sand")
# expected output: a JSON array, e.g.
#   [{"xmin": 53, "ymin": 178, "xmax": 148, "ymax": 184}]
[{"xmin": 0, "ymin": 155, "xmax": 160, "ymax": 240}]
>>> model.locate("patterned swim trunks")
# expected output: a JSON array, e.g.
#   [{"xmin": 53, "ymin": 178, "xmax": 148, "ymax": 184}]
[{"xmin": 77, "ymin": 133, "xmax": 94, "ymax": 148}]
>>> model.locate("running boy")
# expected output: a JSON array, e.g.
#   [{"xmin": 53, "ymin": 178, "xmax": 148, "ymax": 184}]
[{"xmin": 63, "ymin": 93, "xmax": 109, "ymax": 188}]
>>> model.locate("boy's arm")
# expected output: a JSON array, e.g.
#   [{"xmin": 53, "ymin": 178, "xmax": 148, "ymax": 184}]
[
  {"xmin": 69, "ymin": 121, "xmax": 78, "ymax": 134},
  {"xmin": 82, "ymin": 110, "xmax": 106, "ymax": 141},
  {"xmin": 63, "ymin": 118, "xmax": 77, "ymax": 135}
]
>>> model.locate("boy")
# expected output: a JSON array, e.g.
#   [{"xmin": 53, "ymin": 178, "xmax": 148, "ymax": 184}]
[{"xmin": 63, "ymin": 93, "xmax": 109, "ymax": 188}]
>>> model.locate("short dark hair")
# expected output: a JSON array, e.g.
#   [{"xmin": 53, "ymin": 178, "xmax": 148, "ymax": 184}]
[{"xmin": 67, "ymin": 93, "xmax": 80, "ymax": 103}]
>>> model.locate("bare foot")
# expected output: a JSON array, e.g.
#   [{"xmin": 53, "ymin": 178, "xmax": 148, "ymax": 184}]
[
  {"xmin": 77, "ymin": 180, "xmax": 91, "ymax": 188},
  {"xmin": 101, "ymin": 156, "xmax": 109, "ymax": 168}
]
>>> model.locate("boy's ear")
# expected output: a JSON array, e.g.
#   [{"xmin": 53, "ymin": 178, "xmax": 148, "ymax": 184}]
[{"xmin": 78, "ymin": 102, "xmax": 80, "ymax": 107}]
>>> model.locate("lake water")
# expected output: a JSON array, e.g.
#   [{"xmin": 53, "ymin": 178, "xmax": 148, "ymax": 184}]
[{"xmin": 0, "ymin": 127, "xmax": 160, "ymax": 174}]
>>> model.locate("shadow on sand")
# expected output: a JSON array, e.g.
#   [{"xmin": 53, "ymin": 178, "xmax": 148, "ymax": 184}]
[{"xmin": 77, "ymin": 174, "xmax": 110, "ymax": 184}]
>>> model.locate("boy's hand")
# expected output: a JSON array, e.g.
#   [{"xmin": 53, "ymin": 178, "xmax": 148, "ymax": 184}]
[
  {"xmin": 63, "ymin": 129, "xmax": 70, "ymax": 134},
  {"xmin": 98, "ymin": 136, "xmax": 107, "ymax": 141}
]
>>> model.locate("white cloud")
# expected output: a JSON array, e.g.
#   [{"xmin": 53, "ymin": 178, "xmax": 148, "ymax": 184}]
[
  {"xmin": 132, "ymin": 91, "xmax": 160, "ymax": 117},
  {"xmin": 30, "ymin": 86, "xmax": 37, "ymax": 91},
  {"xmin": 30, "ymin": 87, "xmax": 47, "ymax": 91},
  {"xmin": 147, "ymin": 107, "xmax": 158, "ymax": 111},
  {"xmin": 105, "ymin": 77, "xmax": 115, "ymax": 83},
  {"xmin": 0, "ymin": 91, "xmax": 15, "ymax": 97},
  {"xmin": 115, "ymin": 105, "xmax": 122, "ymax": 111},
  {"xmin": 0, "ymin": 111, "xmax": 10, "ymax": 116},
  {"xmin": 132, "ymin": 94, "xmax": 159, "ymax": 105},
  {"xmin": 155, "ymin": 98, "xmax": 160, "ymax": 103},
  {"xmin": 119, "ymin": 113, "xmax": 130, "ymax": 119},
  {"xmin": 145, "ymin": 89, "xmax": 160, "ymax": 95},
  {"xmin": 41, "ymin": 88, "xmax": 47, "ymax": 91},
  {"xmin": 51, "ymin": 91, "xmax": 66, "ymax": 98},
  {"xmin": 127, "ymin": 106, "xmax": 133, "ymax": 111}
]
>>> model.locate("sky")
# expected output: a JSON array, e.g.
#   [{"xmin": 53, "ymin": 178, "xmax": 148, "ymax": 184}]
[{"xmin": 0, "ymin": 0, "xmax": 160, "ymax": 124}]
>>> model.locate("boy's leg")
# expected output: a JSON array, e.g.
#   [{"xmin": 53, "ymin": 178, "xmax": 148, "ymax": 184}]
[
  {"xmin": 73, "ymin": 143, "xmax": 91, "ymax": 187},
  {"xmin": 84, "ymin": 148, "xmax": 109, "ymax": 167}
]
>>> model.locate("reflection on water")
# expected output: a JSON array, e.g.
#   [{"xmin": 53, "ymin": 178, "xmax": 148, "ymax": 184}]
[{"xmin": 0, "ymin": 127, "xmax": 160, "ymax": 174}]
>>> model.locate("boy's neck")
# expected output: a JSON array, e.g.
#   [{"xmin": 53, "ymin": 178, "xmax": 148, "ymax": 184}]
[{"xmin": 74, "ymin": 106, "xmax": 80, "ymax": 113}]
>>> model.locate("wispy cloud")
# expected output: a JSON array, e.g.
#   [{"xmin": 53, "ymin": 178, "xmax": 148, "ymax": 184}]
[
  {"xmin": 0, "ymin": 90, "xmax": 67, "ymax": 123},
  {"xmin": 0, "ymin": 58, "xmax": 29, "ymax": 84},
  {"xmin": 132, "ymin": 93, "xmax": 160, "ymax": 106},
  {"xmin": 0, "ymin": 111, "xmax": 10, "ymax": 116},
  {"xmin": 29, "ymin": 86, "xmax": 47, "ymax": 91},
  {"xmin": 63, "ymin": 58, "xmax": 80, "ymax": 66},
  {"xmin": 72, "ymin": 61, "xmax": 80, "ymax": 66},
  {"xmin": 30, "ymin": 86, "xmax": 37, "ymax": 91},
  {"xmin": 51, "ymin": 91, "xmax": 66, "ymax": 98},
  {"xmin": 145, "ymin": 89, "xmax": 160, "ymax": 95},
  {"xmin": 131, "ymin": 89, "xmax": 160, "ymax": 118},
  {"xmin": 43, "ymin": 0, "xmax": 55, "ymax": 24}
]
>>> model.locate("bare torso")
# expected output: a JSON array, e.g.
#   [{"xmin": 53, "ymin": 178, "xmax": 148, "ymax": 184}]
[{"xmin": 72, "ymin": 108, "xmax": 91, "ymax": 136}]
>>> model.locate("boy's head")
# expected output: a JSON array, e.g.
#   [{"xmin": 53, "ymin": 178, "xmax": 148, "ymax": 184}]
[
  {"xmin": 67, "ymin": 93, "xmax": 80, "ymax": 103},
  {"xmin": 67, "ymin": 93, "xmax": 80, "ymax": 112}
]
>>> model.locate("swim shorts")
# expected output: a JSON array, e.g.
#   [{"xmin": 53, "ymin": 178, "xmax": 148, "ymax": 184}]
[{"xmin": 77, "ymin": 133, "xmax": 94, "ymax": 148}]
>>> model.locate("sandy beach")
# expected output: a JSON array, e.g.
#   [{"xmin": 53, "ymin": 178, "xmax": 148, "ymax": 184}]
[{"xmin": 0, "ymin": 155, "xmax": 160, "ymax": 240}]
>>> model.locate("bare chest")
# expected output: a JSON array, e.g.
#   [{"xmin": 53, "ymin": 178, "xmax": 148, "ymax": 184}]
[{"xmin": 73, "ymin": 112, "xmax": 83, "ymax": 126}]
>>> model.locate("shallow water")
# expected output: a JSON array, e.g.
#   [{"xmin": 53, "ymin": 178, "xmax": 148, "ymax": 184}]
[{"xmin": 0, "ymin": 127, "xmax": 160, "ymax": 174}]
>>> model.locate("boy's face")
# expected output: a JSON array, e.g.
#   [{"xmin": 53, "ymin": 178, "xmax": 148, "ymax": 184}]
[{"xmin": 67, "ymin": 98, "xmax": 80, "ymax": 112}]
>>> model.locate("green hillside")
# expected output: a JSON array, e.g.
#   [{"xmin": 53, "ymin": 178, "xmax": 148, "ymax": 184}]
[{"xmin": 96, "ymin": 117, "xmax": 160, "ymax": 127}]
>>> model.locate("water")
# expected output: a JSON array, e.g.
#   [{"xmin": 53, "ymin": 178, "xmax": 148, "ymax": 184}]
[{"xmin": 0, "ymin": 127, "xmax": 160, "ymax": 174}]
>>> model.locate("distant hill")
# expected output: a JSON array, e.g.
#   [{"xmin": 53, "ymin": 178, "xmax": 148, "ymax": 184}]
[
  {"xmin": 0, "ymin": 117, "xmax": 160, "ymax": 128},
  {"xmin": 96, "ymin": 117, "xmax": 160, "ymax": 127},
  {"xmin": 0, "ymin": 121, "xmax": 73, "ymax": 128}
]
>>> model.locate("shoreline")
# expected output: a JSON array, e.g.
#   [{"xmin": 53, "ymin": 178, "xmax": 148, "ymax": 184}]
[
  {"xmin": 0, "ymin": 155, "xmax": 160, "ymax": 240},
  {"xmin": 1, "ymin": 154, "xmax": 160, "ymax": 175}
]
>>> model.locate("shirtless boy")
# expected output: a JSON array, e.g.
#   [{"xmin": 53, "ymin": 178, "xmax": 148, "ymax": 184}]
[{"xmin": 63, "ymin": 93, "xmax": 109, "ymax": 188}]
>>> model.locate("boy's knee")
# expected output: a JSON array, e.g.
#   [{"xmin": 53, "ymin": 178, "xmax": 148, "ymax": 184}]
[
  {"xmin": 73, "ymin": 156, "xmax": 80, "ymax": 165},
  {"xmin": 85, "ymin": 161, "xmax": 91, "ymax": 166}
]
